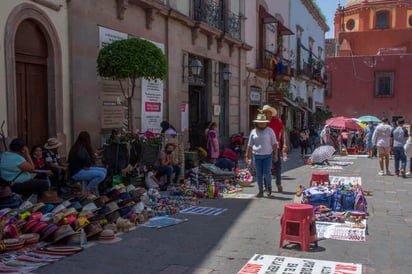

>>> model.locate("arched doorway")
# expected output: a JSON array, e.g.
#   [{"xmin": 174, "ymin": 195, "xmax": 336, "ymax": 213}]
[{"xmin": 15, "ymin": 19, "xmax": 49, "ymax": 146}]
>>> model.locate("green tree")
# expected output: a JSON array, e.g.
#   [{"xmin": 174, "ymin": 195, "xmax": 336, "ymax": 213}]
[{"xmin": 97, "ymin": 38, "xmax": 168, "ymax": 131}]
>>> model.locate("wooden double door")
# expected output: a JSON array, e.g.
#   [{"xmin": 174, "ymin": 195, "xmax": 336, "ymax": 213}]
[{"xmin": 15, "ymin": 20, "xmax": 49, "ymax": 147}]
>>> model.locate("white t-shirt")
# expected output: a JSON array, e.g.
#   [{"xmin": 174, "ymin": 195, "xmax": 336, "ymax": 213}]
[
  {"xmin": 372, "ymin": 123, "xmax": 392, "ymax": 147},
  {"xmin": 145, "ymin": 171, "xmax": 159, "ymax": 189},
  {"xmin": 247, "ymin": 127, "xmax": 278, "ymax": 155}
]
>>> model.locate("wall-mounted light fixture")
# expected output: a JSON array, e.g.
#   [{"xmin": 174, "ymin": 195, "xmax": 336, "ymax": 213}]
[
  {"xmin": 182, "ymin": 54, "xmax": 203, "ymax": 82},
  {"xmin": 222, "ymin": 66, "xmax": 232, "ymax": 81}
]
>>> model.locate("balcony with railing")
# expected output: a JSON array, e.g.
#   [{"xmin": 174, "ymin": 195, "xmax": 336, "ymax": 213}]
[{"xmin": 194, "ymin": 0, "xmax": 241, "ymax": 40}]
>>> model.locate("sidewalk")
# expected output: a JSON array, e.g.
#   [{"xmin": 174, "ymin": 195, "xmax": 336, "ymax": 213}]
[{"xmin": 38, "ymin": 149, "xmax": 412, "ymax": 274}]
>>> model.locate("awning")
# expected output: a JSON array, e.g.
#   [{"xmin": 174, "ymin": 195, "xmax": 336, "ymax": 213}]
[
  {"xmin": 259, "ymin": 9, "xmax": 277, "ymax": 24},
  {"xmin": 301, "ymin": 105, "xmax": 313, "ymax": 113},
  {"xmin": 259, "ymin": 9, "xmax": 294, "ymax": 35},
  {"xmin": 278, "ymin": 23, "xmax": 294, "ymax": 36},
  {"xmin": 283, "ymin": 98, "xmax": 302, "ymax": 111}
]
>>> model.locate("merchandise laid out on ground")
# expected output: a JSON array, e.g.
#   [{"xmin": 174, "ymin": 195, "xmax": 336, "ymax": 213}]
[
  {"xmin": 238, "ymin": 254, "xmax": 362, "ymax": 274},
  {"xmin": 0, "ymin": 167, "xmax": 256, "ymax": 272}
]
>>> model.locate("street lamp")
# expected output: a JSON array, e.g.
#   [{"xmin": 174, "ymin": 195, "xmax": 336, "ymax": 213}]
[
  {"xmin": 222, "ymin": 66, "xmax": 232, "ymax": 81},
  {"xmin": 189, "ymin": 58, "xmax": 203, "ymax": 77}
]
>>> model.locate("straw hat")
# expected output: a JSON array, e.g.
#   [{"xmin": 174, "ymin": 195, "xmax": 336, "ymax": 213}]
[
  {"xmin": 253, "ymin": 111, "xmax": 270, "ymax": 123},
  {"xmin": 262, "ymin": 105, "xmax": 277, "ymax": 116},
  {"xmin": 44, "ymin": 138, "xmax": 62, "ymax": 149}
]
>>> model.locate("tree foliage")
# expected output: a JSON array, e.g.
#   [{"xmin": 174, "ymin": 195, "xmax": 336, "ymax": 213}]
[
  {"xmin": 96, "ymin": 38, "xmax": 168, "ymax": 131},
  {"xmin": 97, "ymin": 38, "xmax": 167, "ymax": 81}
]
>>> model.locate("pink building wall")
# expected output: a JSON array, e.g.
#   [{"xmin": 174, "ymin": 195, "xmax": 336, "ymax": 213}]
[{"xmin": 325, "ymin": 54, "xmax": 412, "ymax": 122}]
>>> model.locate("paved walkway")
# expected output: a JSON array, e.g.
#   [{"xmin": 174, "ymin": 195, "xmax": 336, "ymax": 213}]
[{"xmin": 38, "ymin": 148, "xmax": 412, "ymax": 274}]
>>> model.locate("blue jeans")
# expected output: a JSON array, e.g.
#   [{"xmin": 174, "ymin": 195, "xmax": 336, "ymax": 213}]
[
  {"xmin": 393, "ymin": 147, "xmax": 406, "ymax": 173},
  {"xmin": 273, "ymin": 150, "xmax": 282, "ymax": 186},
  {"xmin": 72, "ymin": 167, "xmax": 107, "ymax": 191},
  {"xmin": 253, "ymin": 154, "xmax": 273, "ymax": 193},
  {"xmin": 157, "ymin": 165, "xmax": 181, "ymax": 185}
]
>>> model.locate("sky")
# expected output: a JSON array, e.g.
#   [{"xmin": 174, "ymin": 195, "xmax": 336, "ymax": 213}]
[{"xmin": 314, "ymin": 0, "xmax": 346, "ymax": 38}]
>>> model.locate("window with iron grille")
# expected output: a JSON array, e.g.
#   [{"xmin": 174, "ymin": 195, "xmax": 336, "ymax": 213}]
[{"xmin": 375, "ymin": 72, "xmax": 394, "ymax": 97}]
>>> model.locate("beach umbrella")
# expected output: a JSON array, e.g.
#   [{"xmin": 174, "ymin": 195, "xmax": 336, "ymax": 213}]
[
  {"xmin": 326, "ymin": 116, "xmax": 363, "ymax": 131},
  {"xmin": 352, "ymin": 118, "xmax": 367, "ymax": 129},
  {"xmin": 357, "ymin": 115, "xmax": 381, "ymax": 123},
  {"xmin": 310, "ymin": 145, "xmax": 336, "ymax": 164}
]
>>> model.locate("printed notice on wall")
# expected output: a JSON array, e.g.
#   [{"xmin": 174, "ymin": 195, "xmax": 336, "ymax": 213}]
[
  {"xmin": 98, "ymin": 26, "xmax": 128, "ymax": 129},
  {"xmin": 238, "ymin": 254, "xmax": 362, "ymax": 274},
  {"xmin": 141, "ymin": 40, "xmax": 165, "ymax": 134},
  {"xmin": 141, "ymin": 79, "xmax": 163, "ymax": 134},
  {"xmin": 99, "ymin": 26, "xmax": 128, "ymax": 49}
]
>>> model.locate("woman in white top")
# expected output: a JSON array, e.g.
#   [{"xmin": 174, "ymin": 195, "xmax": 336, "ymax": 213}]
[{"xmin": 244, "ymin": 111, "xmax": 278, "ymax": 197}]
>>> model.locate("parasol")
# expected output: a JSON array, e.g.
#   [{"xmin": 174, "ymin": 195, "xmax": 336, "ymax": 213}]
[
  {"xmin": 326, "ymin": 116, "xmax": 363, "ymax": 131},
  {"xmin": 310, "ymin": 145, "xmax": 336, "ymax": 164},
  {"xmin": 357, "ymin": 115, "xmax": 381, "ymax": 123}
]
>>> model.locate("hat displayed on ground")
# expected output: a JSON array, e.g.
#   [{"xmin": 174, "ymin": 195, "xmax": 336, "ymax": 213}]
[
  {"xmin": 65, "ymin": 232, "xmax": 81, "ymax": 246},
  {"xmin": 84, "ymin": 222, "xmax": 103, "ymax": 239},
  {"xmin": 82, "ymin": 202, "xmax": 100, "ymax": 212},
  {"xmin": 51, "ymin": 204, "xmax": 66, "ymax": 214},
  {"xmin": 39, "ymin": 204, "xmax": 55, "ymax": 214},
  {"xmin": 94, "ymin": 196, "xmax": 110, "ymax": 208},
  {"xmin": 103, "ymin": 202, "xmax": 120, "ymax": 216},
  {"xmin": 23, "ymin": 220, "xmax": 39, "ymax": 233},
  {"xmin": 253, "ymin": 111, "xmax": 270, "ymax": 123},
  {"xmin": 39, "ymin": 223, "xmax": 59, "ymax": 241},
  {"xmin": 44, "ymin": 138, "xmax": 62, "ymax": 150},
  {"xmin": 3, "ymin": 238, "xmax": 25, "ymax": 252},
  {"xmin": 97, "ymin": 229, "xmax": 122, "ymax": 244},
  {"xmin": 40, "ymin": 212, "xmax": 54, "ymax": 222},
  {"xmin": 29, "ymin": 212, "xmax": 43, "ymax": 221},
  {"xmin": 19, "ymin": 233, "xmax": 40, "ymax": 245},
  {"xmin": 19, "ymin": 200, "xmax": 34, "ymax": 211},
  {"xmin": 40, "ymin": 191, "xmax": 63, "ymax": 204},
  {"xmin": 31, "ymin": 221, "xmax": 48, "ymax": 234},
  {"xmin": 69, "ymin": 201, "xmax": 82, "ymax": 211},
  {"xmin": 31, "ymin": 202, "xmax": 46, "ymax": 213},
  {"xmin": 63, "ymin": 208, "xmax": 78, "ymax": 218},
  {"xmin": 262, "ymin": 105, "xmax": 277, "ymax": 116},
  {"xmin": 78, "ymin": 210, "xmax": 94, "ymax": 219},
  {"xmin": 52, "ymin": 212, "xmax": 65, "ymax": 224},
  {"xmin": 73, "ymin": 216, "xmax": 90, "ymax": 231},
  {"xmin": 106, "ymin": 210, "xmax": 120, "ymax": 223},
  {"xmin": 52, "ymin": 224, "xmax": 78, "ymax": 243}
]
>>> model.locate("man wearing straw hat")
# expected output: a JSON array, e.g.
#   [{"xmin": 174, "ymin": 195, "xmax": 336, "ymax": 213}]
[
  {"xmin": 244, "ymin": 111, "xmax": 278, "ymax": 197},
  {"xmin": 262, "ymin": 105, "xmax": 286, "ymax": 193}
]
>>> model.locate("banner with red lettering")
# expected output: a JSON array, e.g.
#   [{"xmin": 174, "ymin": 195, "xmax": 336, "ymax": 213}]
[{"xmin": 238, "ymin": 254, "xmax": 362, "ymax": 274}]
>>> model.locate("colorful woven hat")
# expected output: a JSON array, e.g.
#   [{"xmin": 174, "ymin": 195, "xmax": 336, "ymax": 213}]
[
  {"xmin": 84, "ymin": 222, "xmax": 103, "ymax": 239},
  {"xmin": 52, "ymin": 224, "xmax": 78, "ymax": 243},
  {"xmin": 39, "ymin": 204, "xmax": 55, "ymax": 214},
  {"xmin": 23, "ymin": 220, "xmax": 39, "ymax": 233},
  {"xmin": 31, "ymin": 221, "xmax": 49, "ymax": 234},
  {"xmin": 96, "ymin": 229, "xmax": 122, "ymax": 244},
  {"xmin": 39, "ymin": 223, "xmax": 59, "ymax": 241},
  {"xmin": 31, "ymin": 202, "xmax": 46, "ymax": 213},
  {"xmin": 73, "ymin": 216, "xmax": 90, "ymax": 231},
  {"xmin": 19, "ymin": 233, "xmax": 40, "ymax": 245}
]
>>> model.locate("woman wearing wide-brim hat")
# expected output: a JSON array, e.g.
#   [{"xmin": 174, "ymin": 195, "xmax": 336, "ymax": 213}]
[{"xmin": 244, "ymin": 110, "xmax": 278, "ymax": 198}]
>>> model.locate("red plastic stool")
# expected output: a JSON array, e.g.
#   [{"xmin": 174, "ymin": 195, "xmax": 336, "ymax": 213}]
[
  {"xmin": 279, "ymin": 204, "xmax": 317, "ymax": 251},
  {"xmin": 309, "ymin": 172, "xmax": 330, "ymax": 186}
]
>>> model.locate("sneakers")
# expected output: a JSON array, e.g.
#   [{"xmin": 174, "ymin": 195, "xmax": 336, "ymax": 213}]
[
  {"xmin": 256, "ymin": 192, "xmax": 264, "ymax": 198},
  {"xmin": 400, "ymin": 169, "xmax": 406, "ymax": 178},
  {"xmin": 395, "ymin": 172, "xmax": 399, "ymax": 177},
  {"xmin": 277, "ymin": 185, "xmax": 283, "ymax": 193},
  {"xmin": 267, "ymin": 188, "xmax": 272, "ymax": 197},
  {"xmin": 378, "ymin": 170, "xmax": 384, "ymax": 176},
  {"xmin": 407, "ymin": 172, "xmax": 411, "ymax": 176}
]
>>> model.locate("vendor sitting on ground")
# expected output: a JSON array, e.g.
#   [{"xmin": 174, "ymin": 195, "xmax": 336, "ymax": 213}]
[
  {"xmin": 215, "ymin": 148, "xmax": 238, "ymax": 171},
  {"xmin": 156, "ymin": 143, "xmax": 181, "ymax": 190},
  {"xmin": 0, "ymin": 138, "xmax": 49, "ymax": 199}
]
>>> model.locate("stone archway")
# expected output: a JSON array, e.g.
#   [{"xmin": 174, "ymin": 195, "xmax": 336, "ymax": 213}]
[{"xmin": 4, "ymin": 3, "xmax": 63, "ymax": 144}]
